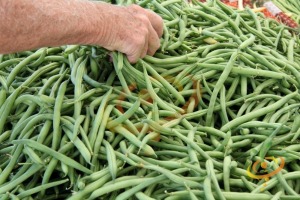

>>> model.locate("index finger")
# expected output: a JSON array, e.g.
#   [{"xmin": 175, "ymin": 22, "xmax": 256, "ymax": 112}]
[{"xmin": 145, "ymin": 9, "xmax": 164, "ymax": 38}]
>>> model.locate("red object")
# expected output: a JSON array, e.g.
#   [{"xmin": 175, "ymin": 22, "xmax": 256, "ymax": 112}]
[
  {"xmin": 243, "ymin": 0, "xmax": 252, "ymax": 7},
  {"xmin": 199, "ymin": 0, "xmax": 299, "ymax": 29},
  {"xmin": 276, "ymin": 12, "xmax": 299, "ymax": 28},
  {"xmin": 226, "ymin": 1, "xmax": 238, "ymax": 7}
]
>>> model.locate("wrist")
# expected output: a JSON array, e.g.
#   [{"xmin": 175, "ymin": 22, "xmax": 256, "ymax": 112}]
[{"xmin": 87, "ymin": 3, "xmax": 127, "ymax": 51}]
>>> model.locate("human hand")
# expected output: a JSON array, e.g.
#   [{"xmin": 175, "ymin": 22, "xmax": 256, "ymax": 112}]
[{"xmin": 94, "ymin": 3, "xmax": 163, "ymax": 63}]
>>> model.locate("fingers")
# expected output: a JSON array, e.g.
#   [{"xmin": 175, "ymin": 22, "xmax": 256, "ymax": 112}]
[
  {"xmin": 127, "ymin": 31, "xmax": 149, "ymax": 63},
  {"xmin": 125, "ymin": 5, "xmax": 162, "ymax": 63},
  {"xmin": 144, "ymin": 9, "xmax": 164, "ymax": 38},
  {"xmin": 141, "ymin": 36, "xmax": 149, "ymax": 58},
  {"xmin": 132, "ymin": 5, "xmax": 163, "ymax": 38},
  {"xmin": 100, "ymin": 4, "xmax": 164, "ymax": 63},
  {"xmin": 127, "ymin": 22, "xmax": 160, "ymax": 63},
  {"xmin": 146, "ymin": 23, "xmax": 160, "ymax": 56}
]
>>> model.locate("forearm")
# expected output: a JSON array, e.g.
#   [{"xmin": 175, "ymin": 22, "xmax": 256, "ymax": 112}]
[
  {"xmin": 0, "ymin": 0, "xmax": 111, "ymax": 54},
  {"xmin": 0, "ymin": 0, "xmax": 163, "ymax": 63}
]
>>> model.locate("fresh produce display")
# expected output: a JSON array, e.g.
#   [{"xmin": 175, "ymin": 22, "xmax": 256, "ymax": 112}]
[
  {"xmin": 1, "ymin": 0, "xmax": 300, "ymax": 199},
  {"xmin": 218, "ymin": 0, "xmax": 299, "ymax": 29}
]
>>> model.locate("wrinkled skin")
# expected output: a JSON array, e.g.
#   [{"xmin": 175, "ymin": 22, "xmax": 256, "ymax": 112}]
[{"xmin": 0, "ymin": 0, "xmax": 163, "ymax": 63}]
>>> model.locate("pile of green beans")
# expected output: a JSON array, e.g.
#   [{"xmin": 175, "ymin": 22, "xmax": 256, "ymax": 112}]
[{"xmin": 1, "ymin": 0, "xmax": 300, "ymax": 199}]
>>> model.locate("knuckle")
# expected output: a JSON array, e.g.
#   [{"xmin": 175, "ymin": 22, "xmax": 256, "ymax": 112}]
[
  {"xmin": 155, "ymin": 39, "xmax": 161, "ymax": 49},
  {"xmin": 136, "ymin": 14, "xmax": 151, "ymax": 27},
  {"xmin": 129, "ymin": 4, "xmax": 142, "ymax": 12},
  {"xmin": 141, "ymin": 51, "xmax": 147, "ymax": 58},
  {"xmin": 139, "ymin": 27, "xmax": 149, "ymax": 36},
  {"xmin": 130, "ymin": 36, "xmax": 146, "ymax": 48},
  {"xmin": 129, "ymin": 4, "xmax": 139, "ymax": 9},
  {"xmin": 139, "ymin": 15, "xmax": 149, "ymax": 23},
  {"xmin": 151, "ymin": 35, "xmax": 160, "ymax": 47},
  {"xmin": 156, "ymin": 14, "xmax": 163, "ymax": 23},
  {"xmin": 128, "ymin": 53, "xmax": 139, "ymax": 63},
  {"xmin": 136, "ymin": 37, "xmax": 146, "ymax": 47}
]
